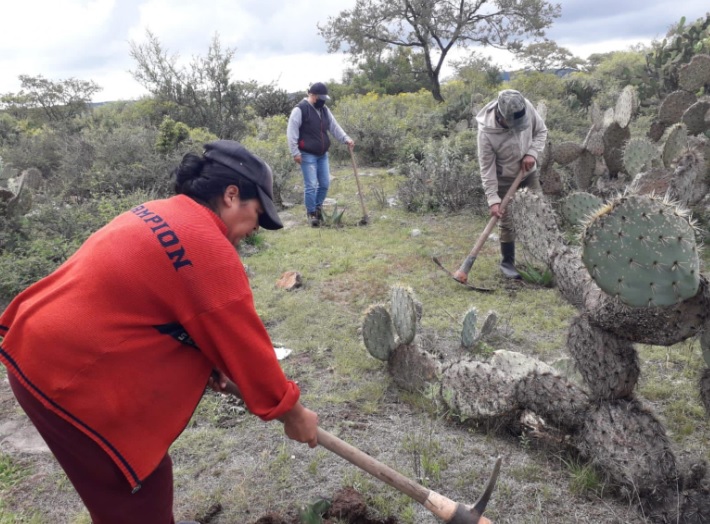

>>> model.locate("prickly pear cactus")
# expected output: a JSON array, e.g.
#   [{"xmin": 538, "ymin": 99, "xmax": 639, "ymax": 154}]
[
  {"xmin": 574, "ymin": 150, "xmax": 597, "ymax": 190},
  {"xmin": 678, "ymin": 54, "xmax": 710, "ymax": 92},
  {"xmin": 479, "ymin": 311, "xmax": 498, "ymax": 340},
  {"xmin": 658, "ymin": 90, "xmax": 697, "ymax": 125},
  {"xmin": 662, "ymin": 123, "xmax": 689, "ymax": 168},
  {"xmin": 362, "ymin": 304, "xmax": 396, "ymax": 361},
  {"xmin": 390, "ymin": 284, "xmax": 417, "ymax": 345},
  {"xmin": 614, "ymin": 85, "xmax": 638, "ymax": 128},
  {"xmin": 602, "ymin": 123, "xmax": 630, "ymax": 176},
  {"xmin": 580, "ymin": 194, "xmax": 700, "ymax": 307},
  {"xmin": 681, "ymin": 100, "xmax": 710, "ymax": 136},
  {"xmin": 552, "ymin": 142, "xmax": 584, "ymax": 166},
  {"xmin": 461, "ymin": 308, "xmax": 498, "ymax": 351},
  {"xmin": 560, "ymin": 192, "xmax": 604, "ymax": 228},
  {"xmin": 623, "ymin": 137, "xmax": 659, "ymax": 177},
  {"xmin": 461, "ymin": 307, "xmax": 478, "ymax": 349}
]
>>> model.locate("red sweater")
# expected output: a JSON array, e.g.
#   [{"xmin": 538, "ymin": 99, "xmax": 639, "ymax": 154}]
[{"xmin": 0, "ymin": 195, "xmax": 299, "ymax": 491}]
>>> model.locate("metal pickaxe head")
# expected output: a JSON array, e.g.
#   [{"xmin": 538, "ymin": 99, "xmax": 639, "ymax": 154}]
[{"xmin": 448, "ymin": 456, "xmax": 502, "ymax": 524}]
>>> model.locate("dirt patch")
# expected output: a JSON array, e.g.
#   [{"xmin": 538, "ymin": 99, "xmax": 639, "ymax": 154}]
[{"xmin": 252, "ymin": 488, "xmax": 397, "ymax": 524}]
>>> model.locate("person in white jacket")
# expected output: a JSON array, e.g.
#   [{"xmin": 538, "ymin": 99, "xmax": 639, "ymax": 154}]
[{"xmin": 475, "ymin": 89, "xmax": 547, "ymax": 279}]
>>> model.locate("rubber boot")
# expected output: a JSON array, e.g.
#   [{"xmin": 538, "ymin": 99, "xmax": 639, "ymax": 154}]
[
  {"xmin": 315, "ymin": 205, "xmax": 324, "ymax": 222},
  {"xmin": 500, "ymin": 242, "xmax": 522, "ymax": 279},
  {"xmin": 308, "ymin": 211, "xmax": 320, "ymax": 227}
]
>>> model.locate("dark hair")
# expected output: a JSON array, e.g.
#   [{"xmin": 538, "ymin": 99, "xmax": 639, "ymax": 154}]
[{"xmin": 172, "ymin": 152, "xmax": 259, "ymax": 210}]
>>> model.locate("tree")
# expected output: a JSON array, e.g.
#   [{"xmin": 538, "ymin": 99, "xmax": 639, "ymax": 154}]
[
  {"xmin": 0, "ymin": 75, "xmax": 101, "ymax": 126},
  {"xmin": 319, "ymin": 0, "xmax": 560, "ymax": 102},
  {"xmin": 514, "ymin": 39, "xmax": 585, "ymax": 73},
  {"xmin": 342, "ymin": 47, "xmax": 432, "ymax": 95},
  {"xmin": 129, "ymin": 31, "xmax": 256, "ymax": 139}
]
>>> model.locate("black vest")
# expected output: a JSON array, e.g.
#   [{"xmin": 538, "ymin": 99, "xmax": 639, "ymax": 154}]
[{"xmin": 297, "ymin": 100, "xmax": 331, "ymax": 155}]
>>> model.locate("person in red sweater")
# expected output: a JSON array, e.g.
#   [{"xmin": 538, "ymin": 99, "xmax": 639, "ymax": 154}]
[{"xmin": 0, "ymin": 140, "xmax": 318, "ymax": 524}]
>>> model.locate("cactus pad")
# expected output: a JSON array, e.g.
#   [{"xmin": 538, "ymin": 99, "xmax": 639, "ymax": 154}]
[
  {"xmin": 661, "ymin": 123, "xmax": 688, "ymax": 167},
  {"xmin": 702, "ymin": 327, "xmax": 710, "ymax": 367},
  {"xmin": 589, "ymin": 101, "xmax": 603, "ymax": 127},
  {"xmin": 479, "ymin": 311, "xmax": 498, "ymax": 339},
  {"xmin": 461, "ymin": 307, "xmax": 478, "ymax": 349},
  {"xmin": 552, "ymin": 142, "xmax": 584, "ymax": 166},
  {"xmin": 583, "ymin": 126, "xmax": 604, "ymax": 156},
  {"xmin": 658, "ymin": 90, "xmax": 697, "ymax": 125},
  {"xmin": 574, "ymin": 150, "xmax": 597, "ymax": 190},
  {"xmin": 681, "ymin": 100, "xmax": 710, "ymax": 136},
  {"xmin": 560, "ymin": 192, "xmax": 605, "ymax": 228},
  {"xmin": 648, "ymin": 120, "xmax": 667, "ymax": 142},
  {"xmin": 614, "ymin": 85, "xmax": 638, "ymax": 128},
  {"xmin": 623, "ymin": 137, "xmax": 659, "ymax": 177},
  {"xmin": 581, "ymin": 194, "xmax": 700, "ymax": 307},
  {"xmin": 602, "ymin": 123, "xmax": 631, "ymax": 176},
  {"xmin": 678, "ymin": 54, "xmax": 710, "ymax": 92},
  {"xmin": 362, "ymin": 304, "xmax": 396, "ymax": 361},
  {"xmin": 390, "ymin": 284, "xmax": 417, "ymax": 345}
]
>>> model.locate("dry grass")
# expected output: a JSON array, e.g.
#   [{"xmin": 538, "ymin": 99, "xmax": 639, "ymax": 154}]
[{"xmin": 0, "ymin": 164, "xmax": 708, "ymax": 523}]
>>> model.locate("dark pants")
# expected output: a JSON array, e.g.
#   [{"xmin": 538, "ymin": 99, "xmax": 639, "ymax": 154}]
[{"xmin": 9, "ymin": 373, "xmax": 176, "ymax": 524}]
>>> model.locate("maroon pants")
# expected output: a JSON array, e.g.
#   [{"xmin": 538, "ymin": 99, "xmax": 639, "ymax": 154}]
[{"xmin": 9, "ymin": 373, "xmax": 176, "ymax": 524}]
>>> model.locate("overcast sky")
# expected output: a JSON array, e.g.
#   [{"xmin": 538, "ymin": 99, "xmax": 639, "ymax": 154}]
[{"xmin": 1, "ymin": 1, "xmax": 708, "ymax": 103}]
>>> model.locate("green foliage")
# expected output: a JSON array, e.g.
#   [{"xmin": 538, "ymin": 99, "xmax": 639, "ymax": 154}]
[
  {"xmin": 335, "ymin": 91, "xmax": 445, "ymax": 165},
  {"xmin": 514, "ymin": 38, "xmax": 585, "ymax": 72},
  {"xmin": 129, "ymin": 31, "xmax": 256, "ymax": 139},
  {"xmin": 0, "ymin": 191, "xmax": 155, "ymax": 301},
  {"xmin": 156, "ymin": 116, "xmax": 190, "ymax": 154},
  {"xmin": 645, "ymin": 13, "xmax": 710, "ymax": 97},
  {"xmin": 342, "ymin": 47, "xmax": 432, "ymax": 95},
  {"xmin": 0, "ymin": 452, "xmax": 28, "ymax": 493},
  {"xmin": 319, "ymin": 0, "xmax": 560, "ymax": 101},
  {"xmin": 564, "ymin": 73, "xmax": 601, "ymax": 111},
  {"xmin": 517, "ymin": 264, "xmax": 554, "ymax": 288},
  {"xmin": 562, "ymin": 458, "xmax": 605, "ymax": 497},
  {"xmin": 0, "ymin": 75, "xmax": 101, "ymax": 130},
  {"xmin": 586, "ymin": 50, "xmax": 653, "ymax": 105},
  {"xmin": 396, "ymin": 136, "xmax": 483, "ymax": 212},
  {"xmin": 241, "ymin": 115, "xmax": 298, "ymax": 207},
  {"xmin": 320, "ymin": 203, "xmax": 346, "ymax": 228},
  {"xmin": 508, "ymin": 71, "xmax": 566, "ymax": 102},
  {"xmin": 0, "ymin": 126, "xmax": 63, "ymax": 176},
  {"xmin": 252, "ymin": 84, "xmax": 292, "ymax": 118},
  {"xmin": 298, "ymin": 498, "xmax": 331, "ymax": 524}
]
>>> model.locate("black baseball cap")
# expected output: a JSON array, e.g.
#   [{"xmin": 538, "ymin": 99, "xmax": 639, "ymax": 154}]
[
  {"xmin": 308, "ymin": 82, "xmax": 330, "ymax": 101},
  {"xmin": 203, "ymin": 140, "xmax": 283, "ymax": 230}
]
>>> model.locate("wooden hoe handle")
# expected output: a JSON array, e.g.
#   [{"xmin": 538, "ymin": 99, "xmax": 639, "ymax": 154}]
[{"xmin": 456, "ymin": 166, "xmax": 527, "ymax": 277}]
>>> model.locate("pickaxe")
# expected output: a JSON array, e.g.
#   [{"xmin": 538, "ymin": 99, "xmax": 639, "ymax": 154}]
[
  {"xmin": 216, "ymin": 376, "xmax": 501, "ymax": 523},
  {"xmin": 451, "ymin": 167, "xmax": 527, "ymax": 285}
]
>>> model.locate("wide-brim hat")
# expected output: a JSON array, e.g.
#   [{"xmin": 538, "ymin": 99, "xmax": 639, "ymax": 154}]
[{"xmin": 203, "ymin": 140, "xmax": 283, "ymax": 230}]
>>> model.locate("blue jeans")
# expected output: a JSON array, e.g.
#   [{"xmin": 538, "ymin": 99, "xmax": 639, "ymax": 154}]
[{"xmin": 300, "ymin": 152, "xmax": 330, "ymax": 213}]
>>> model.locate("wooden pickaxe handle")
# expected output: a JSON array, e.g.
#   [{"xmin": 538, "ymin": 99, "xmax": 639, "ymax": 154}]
[
  {"xmin": 454, "ymin": 166, "xmax": 527, "ymax": 281},
  {"xmin": 214, "ymin": 374, "xmax": 500, "ymax": 523}
]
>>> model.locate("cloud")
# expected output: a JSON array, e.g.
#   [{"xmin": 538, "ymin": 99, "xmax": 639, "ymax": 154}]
[{"xmin": 0, "ymin": 0, "xmax": 707, "ymax": 102}]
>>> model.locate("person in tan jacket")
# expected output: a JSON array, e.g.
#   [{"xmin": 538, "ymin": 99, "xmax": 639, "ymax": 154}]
[{"xmin": 476, "ymin": 89, "xmax": 547, "ymax": 279}]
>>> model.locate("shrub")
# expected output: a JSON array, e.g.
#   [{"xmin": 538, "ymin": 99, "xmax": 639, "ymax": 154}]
[
  {"xmin": 396, "ymin": 137, "xmax": 484, "ymax": 212},
  {"xmin": 241, "ymin": 115, "xmax": 299, "ymax": 207},
  {"xmin": 333, "ymin": 91, "xmax": 445, "ymax": 166}
]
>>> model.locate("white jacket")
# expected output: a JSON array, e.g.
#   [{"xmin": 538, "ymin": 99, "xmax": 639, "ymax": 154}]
[{"xmin": 476, "ymin": 98, "xmax": 547, "ymax": 206}]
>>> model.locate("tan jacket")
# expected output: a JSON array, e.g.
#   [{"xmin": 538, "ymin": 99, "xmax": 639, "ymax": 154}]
[{"xmin": 476, "ymin": 98, "xmax": 547, "ymax": 206}]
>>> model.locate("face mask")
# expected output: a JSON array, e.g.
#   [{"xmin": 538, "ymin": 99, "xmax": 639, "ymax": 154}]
[{"xmin": 314, "ymin": 99, "xmax": 326, "ymax": 109}]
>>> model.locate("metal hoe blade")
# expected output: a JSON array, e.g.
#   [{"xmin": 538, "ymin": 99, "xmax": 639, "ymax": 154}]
[{"xmin": 432, "ymin": 256, "xmax": 494, "ymax": 293}]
